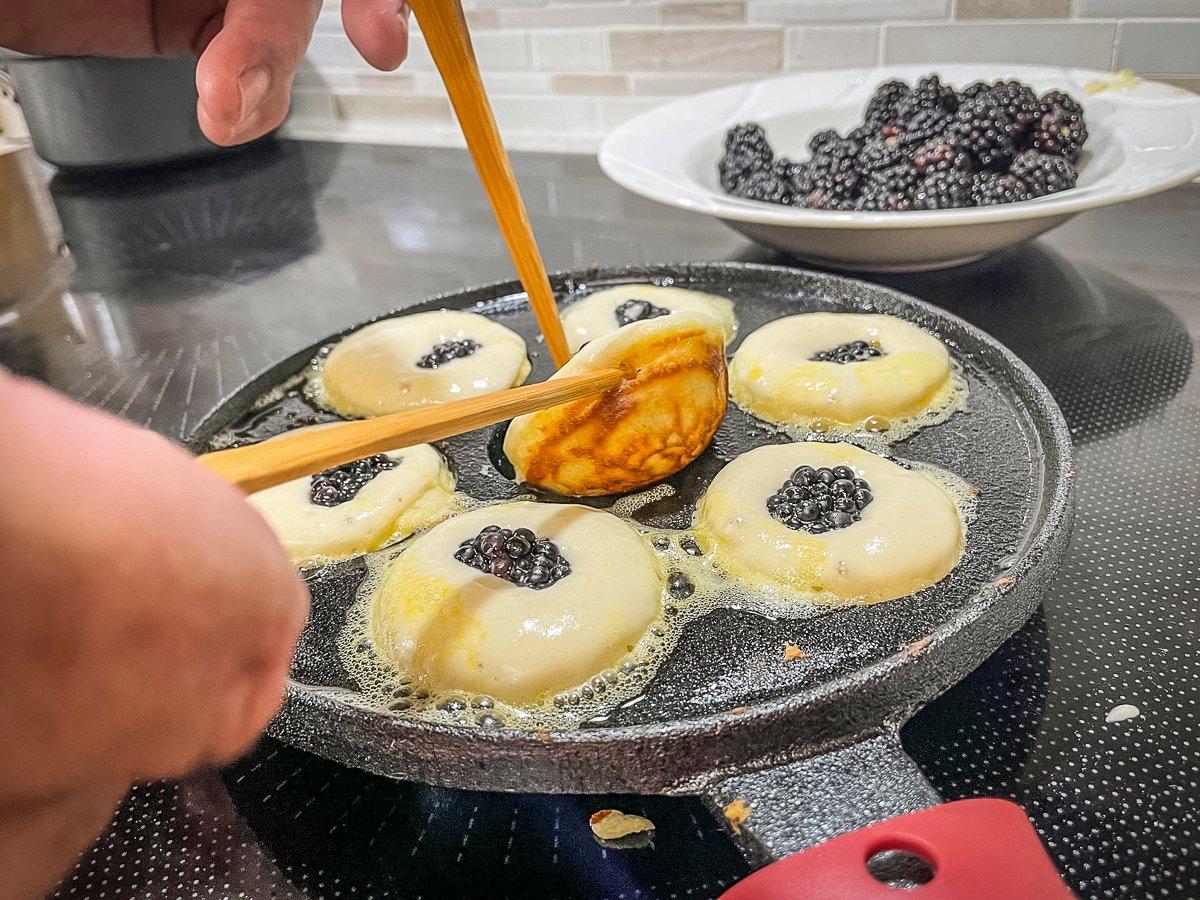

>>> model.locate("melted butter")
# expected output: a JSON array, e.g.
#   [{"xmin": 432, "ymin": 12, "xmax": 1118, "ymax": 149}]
[{"xmin": 333, "ymin": 454, "xmax": 975, "ymax": 732}]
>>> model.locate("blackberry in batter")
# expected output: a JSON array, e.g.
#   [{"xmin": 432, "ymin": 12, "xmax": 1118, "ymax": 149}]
[
  {"xmin": 614, "ymin": 298, "xmax": 672, "ymax": 327},
  {"xmin": 766, "ymin": 465, "xmax": 875, "ymax": 534},
  {"xmin": 811, "ymin": 340, "xmax": 883, "ymax": 364},
  {"xmin": 309, "ymin": 454, "xmax": 398, "ymax": 506},
  {"xmin": 416, "ymin": 338, "xmax": 481, "ymax": 369},
  {"xmin": 454, "ymin": 525, "xmax": 572, "ymax": 589}
]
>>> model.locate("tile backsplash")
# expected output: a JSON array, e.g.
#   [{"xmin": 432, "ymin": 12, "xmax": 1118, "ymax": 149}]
[{"xmin": 285, "ymin": 0, "xmax": 1200, "ymax": 152}]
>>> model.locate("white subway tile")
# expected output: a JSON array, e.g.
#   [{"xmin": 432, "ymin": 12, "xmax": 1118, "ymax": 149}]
[
  {"xmin": 660, "ymin": 2, "xmax": 747, "ymax": 25},
  {"xmin": 409, "ymin": 72, "xmax": 450, "ymax": 94},
  {"xmin": 355, "ymin": 73, "xmax": 417, "ymax": 93},
  {"xmin": 405, "ymin": 70, "xmax": 551, "ymax": 96},
  {"xmin": 406, "ymin": 29, "xmax": 531, "ymax": 71},
  {"xmin": 306, "ymin": 33, "xmax": 350, "ymax": 69},
  {"xmin": 631, "ymin": 72, "xmax": 758, "ymax": 94},
  {"xmin": 491, "ymin": 95, "xmax": 602, "ymax": 132},
  {"xmin": 466, "ymin": 9, "xmax": 503, "ymax": 28},
  {"xmin": 883, "ymin": 22, "xmax": 1117, "ymax": 69},
  {"xmin": 1116, "ymin": 20, "xmax": 1200, "ymax": 73},
  {"xmin": 334, "ymin": 93, "xmax": 455, "ymax": 125},
  {"xmin": 530, "ymin": 30, "xmax": 610, "ymax": 70},
  {"xmin": 500, "ymin": 3, "xmax": 656, "ymax": 27},
  {"xmin": 599, "ymin": 96, "xmax": 669, "ymax": 128},
  {"xmin": 610, "ymin": 26, "xmax": 783, "ymax": 71},
  {"xmin": 1077, "ymin": 0, "xmax": 1200, "ymax": 15},
  {"xmin": 287, "ymin": 90, "xmax": 340, "ymax": 126},
  {"xmin": 314, "ymin": 9, "xmax": 344, "ymax": 33},
  {"xmin": 472, "ymin": 31, "xmax": 534, "ymax": 69},
  {"xmin": 954, "ymin": 0, "xmax": 1069, "ymax": 18},
  {"xmin": 786, "ymin": 25, "xmax": 880, "ymax": 69},
  {"xmin": 553, "ymin": 73, "xmax": 631, "ymax": 95},
  {"xmin": 294, "ymin": 68, "xmax": 361, "ymax": 90},
  {"xmin": 749, "ymin": 0, "xmax": 949, "ymax": 25},
  {"xmin": 403, "ymin": 34, "xmax": 437, "ymax": 70},
  {"xmin": 484, "ymin": 72, "xmax": 554, "ymax": 93}
]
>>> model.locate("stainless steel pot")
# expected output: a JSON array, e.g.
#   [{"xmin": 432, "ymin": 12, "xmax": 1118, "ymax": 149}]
[{"xmin": 0, "ymin": 53, "xmax": 232, "ymax": 170}]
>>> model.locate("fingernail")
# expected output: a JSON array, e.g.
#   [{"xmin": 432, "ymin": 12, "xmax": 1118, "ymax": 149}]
[{"xmin": 238, "ymin": 66, "xmax": 271, "ymax": 123}]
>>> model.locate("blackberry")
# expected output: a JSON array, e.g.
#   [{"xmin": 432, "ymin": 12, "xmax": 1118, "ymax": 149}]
[
  {"xmin": 856, "ymin": 136, "xmax": 904, "ymax": 173},
  {"xmin": 614, "ymin": 298, "xmax": 671, "ymax": 327},
  {"xmin": 1010, "ymin": 150, "xmax": 1078, "ymax": 197},
  {"xmin": 792, "ymin": 155, "xmax": 859, "ymax": 208},
  {"xmin": 811, "ymin": 339, "xmax": 883, "ymax": 363},
  {"xmin": 1030, "ymin": 90, "xmax": 1087, "ymax": 162},
  {"xmin": 861, "ymin": 161, "xmax": 919, "ymax": 200},
  {"xmin": 972, "ymin": 173, "xmax": 1030, "ymax": 207},
  {"xmin": 948, "ymin": 96, "xmax": 1016, "ymax": 170},
  {"xmin": 899, "ymin": 107, "xmax": 953, "ymax": 149},
  {"xmin": 855, "ymin": 185, "xmax": 912, "ymax": 212},
  {"xmin": 900, "ymin": 74, "xmax": 959, "ymax": 118},
  {"xmin": 912, "ymin": 169, "xmax": 973, "ymax": 210},
  {"xmin": 807, "ymin": 129, "xmax": 844, "ymax": 155},
  {"xmin": 864, "ymin": 79, "xmax": 913, "ymax": 126},
  {"xmin": 848, "ymin": 121, "xmax": 883, "ymax": 144},
  {"xmin": 766, "ymin": 466, "xmax": 874, "ymax": 534},
  {"xmin": 309, "ymin": 454, "xmax": 397, "ymax": 506},
  {"xmin": 454, "ymin": 525, "xmax": 571, "ymax": 589},
  {"xmin": 911, "ymin": 137, "xmax": 971, "ymax": 176},
  {"xmin": 1039, "ymin": 89, "xmax": 1085, "ymax": 124},
  {"xmin": 984, "ymin": 79, "xmax": 1040, "ymax": 141},
  {"xmin": 817, "ymin": 135, "xmax": 862, "ymax": 164},
  {"xmin": 719, "ymin": 122, "xmax": 774, "ymax": 192},
  {"xmin": 416, "ymin": 338, "xmax": 480, "ymax": 369},
  {"xmin": 959, "ymin": 81, "xmax": 991, "ymax": 102},
  {"xmin": 731, "ymin": 167, "xmax": 795, "ymax": 205}
]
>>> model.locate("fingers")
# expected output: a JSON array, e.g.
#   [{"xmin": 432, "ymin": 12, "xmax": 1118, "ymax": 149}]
[
  {"xmin": 195, "ymin": 0, "xmax": 322, "ymax": 146},
  {"xmin": 343, "ymin": 0, "xmax": 411, "ymax": 72},
  {"xmin": 0, "ymin": 780, "xmax": 128, "ymax": 900}
]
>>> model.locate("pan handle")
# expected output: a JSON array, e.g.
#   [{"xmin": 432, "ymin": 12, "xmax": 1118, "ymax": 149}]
[{"xmin": 704, "ymin": 730, "xmax": 1073, "ymax": 898}]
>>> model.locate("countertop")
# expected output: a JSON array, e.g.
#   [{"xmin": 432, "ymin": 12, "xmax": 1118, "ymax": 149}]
[{"xmin": 2, "ymin": 139, "xmax": 1198, "ymax": 899}]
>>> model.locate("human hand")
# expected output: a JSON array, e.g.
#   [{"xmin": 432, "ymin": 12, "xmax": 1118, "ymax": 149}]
[
  {"xmin": 0, "ymin": 371, "xmax": 309, "ymax": 896},
  {"xmin": 0, "ymin": 0, "xmax": 410, "ymax": 146}
]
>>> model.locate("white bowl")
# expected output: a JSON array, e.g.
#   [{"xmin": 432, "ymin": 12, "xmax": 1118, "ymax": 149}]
[{"xmin": 599, "ymin": 64, "xmax": 1200, "ymax": 271}]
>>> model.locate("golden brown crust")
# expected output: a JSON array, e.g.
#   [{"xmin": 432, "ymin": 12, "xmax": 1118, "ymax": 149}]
[{"xmin": 508, "ymin": 319, "xmax": 727, "ymax": 496}]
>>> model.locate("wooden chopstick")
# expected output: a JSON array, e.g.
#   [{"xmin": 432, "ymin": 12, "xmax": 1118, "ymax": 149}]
[
  {"xmin": 198, "ymin": 367, "xmax": 623, "ymax": 494},
  {"xmin": 409, "ymin": 0, "xmax": 572, "ymax": 368}
]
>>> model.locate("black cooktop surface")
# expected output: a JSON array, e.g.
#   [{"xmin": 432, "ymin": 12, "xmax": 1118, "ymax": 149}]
[{"xmin": 3, "ymin": 140, "xmax": 1198, "ymax": 899}]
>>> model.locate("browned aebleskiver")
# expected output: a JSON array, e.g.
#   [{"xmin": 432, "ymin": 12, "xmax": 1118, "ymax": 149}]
[
  {"xmin": 198, "ymin": 367, "xmax": 622, "ymax": 493},
  {"xmin": 408, "ymin": 0, "xmax": 571, "ymax": 368}
]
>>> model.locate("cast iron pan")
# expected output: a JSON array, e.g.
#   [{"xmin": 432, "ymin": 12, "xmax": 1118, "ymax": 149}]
[{"xmin": 191, "ymin": 262, "xmax": 1075, "ymax": 890}]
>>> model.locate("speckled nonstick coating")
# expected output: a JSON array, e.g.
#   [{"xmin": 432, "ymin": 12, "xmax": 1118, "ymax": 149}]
[{"xmin": 190, "ymin": 262, "xmax": 1074, "ymax": 860}]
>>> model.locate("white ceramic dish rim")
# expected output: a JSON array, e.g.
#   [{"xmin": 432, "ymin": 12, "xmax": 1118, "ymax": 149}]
[{"xmin": 599, "ymin": 63, "xmax": 1200, "ymax": 231}]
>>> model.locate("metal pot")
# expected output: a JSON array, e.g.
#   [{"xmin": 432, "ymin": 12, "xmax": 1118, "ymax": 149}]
[{"xmin": 0, "ymin": 53, "xmax": 233, "ymax": 170}]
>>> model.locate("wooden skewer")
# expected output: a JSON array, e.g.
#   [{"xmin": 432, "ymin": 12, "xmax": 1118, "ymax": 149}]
[
  {"xmin": 198, "ymin": 367, "xmax": 622, "ymax": 494},
  {"xmin": 409, "ymin": 0, "xmax": 572, "ymax": 368}
]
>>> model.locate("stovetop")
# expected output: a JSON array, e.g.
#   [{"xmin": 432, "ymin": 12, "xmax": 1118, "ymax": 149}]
[{"xmin": 2, "ymin": 139, "xmax": 1198, "ymax": 899}]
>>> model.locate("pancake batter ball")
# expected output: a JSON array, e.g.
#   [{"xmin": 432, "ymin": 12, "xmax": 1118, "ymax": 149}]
[
  {"xmin": 504, "ymin": 312, "xmax": 728, "ymax": 496},
  {"xmin": 369, "ymin": 502, "xmax": 662, "ymax": 705},
  {"xmin": 562, "ymin": 283, "xmax": 738, "ymax": 353},
  {"xmin": 249, "ymin": 431, "xmax": 455, "ymax": 566},
  {"xmin": 730, "ymin": 313, "xmax": 954, "ymax": 432},
  {"xmin": 695, "ymin": 442, "xmax": 964, "ymax": 605},
  {"xmin": 316, "ymin": 310, "xmax": 531, "ymax": 417}
]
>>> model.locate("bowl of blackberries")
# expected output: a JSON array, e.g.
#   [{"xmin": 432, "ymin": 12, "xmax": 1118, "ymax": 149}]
[{"xmin": 599, "ymin": 64, "xmax": 1200, "ymax": 271}]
